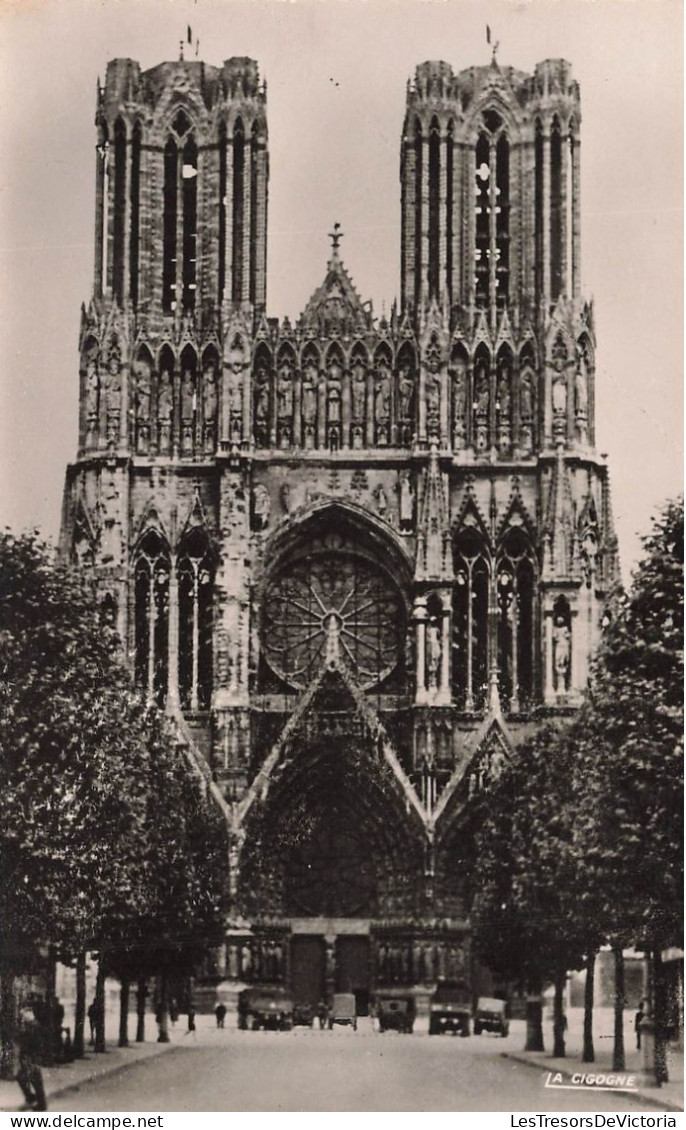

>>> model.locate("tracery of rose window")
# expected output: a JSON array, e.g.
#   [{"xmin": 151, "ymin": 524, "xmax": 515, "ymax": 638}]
[{"xmin": 262, "ymin": 544, "xmax": 405, "ymax": 691}]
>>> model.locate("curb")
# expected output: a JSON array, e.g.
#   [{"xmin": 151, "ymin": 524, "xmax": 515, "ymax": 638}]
[
  {"xmin": 502, "ymin": 1052, "xmax": 684, "ymax": 1114},
  {"xmin": 1, "ymin": 1042, "xmax": 180, "ymax": 1113}
]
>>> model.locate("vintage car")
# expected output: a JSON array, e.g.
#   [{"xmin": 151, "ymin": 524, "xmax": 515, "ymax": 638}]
[
  {"xmin": 375, "ymin": 989, "xmax": 415, "ymax": 1034},
  {"xmin": 237, "ymin": 985, "xmax": 294, "ymax": 1031},
  {"xmin": 473, "ymin": 996, "xmax": 509, "ymax": 1037},
  {"xmin": 328, "ymin": 992, "xmax": 357, "ymax": 1030},
  {"xmin": 428, "ymin": 980, "xmax": 472, "ymax": 1036},
  {"xmin": 292, "ymin": 1001, "xmax": 316, "ymax": 1027}
]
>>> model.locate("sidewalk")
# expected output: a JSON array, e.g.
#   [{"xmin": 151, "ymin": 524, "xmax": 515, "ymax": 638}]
[
  {"xmin": 0, "ymin": 1030, "xmax": 181, "ymax": 1113},
  {"xmin": 503, "ymin": 1007, "xmax": 683, "ymax": 1113}
]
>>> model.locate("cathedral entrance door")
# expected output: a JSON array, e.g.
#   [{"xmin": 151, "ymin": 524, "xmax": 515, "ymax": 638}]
[
  {"xmin": 290, "ymin": 936, "xmax": 326, "ymax": 1010},
  {"xmin": 335, "ymin": 936, "xmax": 371, "ymax": 1016}
]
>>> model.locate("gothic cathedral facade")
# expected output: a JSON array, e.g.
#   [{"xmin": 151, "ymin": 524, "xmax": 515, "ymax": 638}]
[{"xmin": 61, "ymin": 53, "xmax": 618, "ymax": 1005}]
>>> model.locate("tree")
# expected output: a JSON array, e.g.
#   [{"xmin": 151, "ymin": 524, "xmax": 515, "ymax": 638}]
[
  {"xmin": 470, "ymin": 724, "xmax": 598, "ymax": 1054},
  {"xmin": 571, "ymin": 498, "xmax": 683, "ymax": 1076},
  {"xmin": 0, "ymin": 532, "xmax": 228, "ymax": 1065}
]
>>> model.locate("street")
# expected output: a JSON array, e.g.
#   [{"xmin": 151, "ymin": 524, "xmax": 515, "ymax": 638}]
[{"xmin": 49, "ymin": 1019, "xmax": 653, "ymax": 1113}]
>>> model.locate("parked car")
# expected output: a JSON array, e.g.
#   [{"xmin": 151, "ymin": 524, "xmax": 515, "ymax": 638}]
[
  {"xmin": 237, "ymin": 985, "xmax": 294, "ymax": 1031},
  {"xmin": 428, "ymin": 980, "xmax": 471, "ymax": 1036},
  {"xmin": 292, "ymin": 1001, "xmax": 315, "ymax": 1027},
  {"xmin": 474, "ymin": 996, "xmax": 509, "ymax": 1037},
  {"xmin": 328, "ymin": 992, "xmax": 357, "ymax": 1030},
  {"xmin": 375, "ymin": 989, "xmax": 415, "ymax": 1033}
]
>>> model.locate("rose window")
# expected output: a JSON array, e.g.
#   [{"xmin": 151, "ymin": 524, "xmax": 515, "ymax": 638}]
[{"xmin": 262, "ymin": 551, "xmax": 404, "ymax": 690}]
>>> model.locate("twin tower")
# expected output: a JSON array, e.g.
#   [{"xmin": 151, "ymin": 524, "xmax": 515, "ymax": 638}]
[{"xmin": 62, "ymin": 51, "xmax": 617, "ymax": 968}]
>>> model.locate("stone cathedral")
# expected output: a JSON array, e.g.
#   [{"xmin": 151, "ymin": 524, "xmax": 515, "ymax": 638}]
[{"xmin": 61, "ymin": 51, "xmax": 618, "ymax": 1008}]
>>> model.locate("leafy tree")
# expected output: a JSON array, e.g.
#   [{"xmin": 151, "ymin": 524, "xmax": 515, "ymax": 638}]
[
  {"xmin": 0, "ymin": 532, "xmax": 228, "ymax": 1064},
  {"xmin": 470, "ymin": 724, "xmax": 597, "ymax": 1054},
  {"xmin": 572, "ymin": 498, "xmax": 683, "ymax": 1074}
]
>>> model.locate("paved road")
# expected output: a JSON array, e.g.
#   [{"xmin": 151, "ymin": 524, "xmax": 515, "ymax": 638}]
[{"xmin": 50, "ymin": 1020, "xmax": 653, "ymax": 1113}]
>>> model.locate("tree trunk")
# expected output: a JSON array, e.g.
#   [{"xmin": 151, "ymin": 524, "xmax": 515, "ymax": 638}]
[
  {"xmin": 43, "ymin": 947, "xmax": 58, "ymax": 1066},
  {"xmin": 552, "ymin": 967, "xmax": 567, "ymax": 1057},
  {"xmin": 136, "ymin": 978, "xmax": 147, "ymax": 1043},
  {"xmin": 73, "ymin": 952, "xmax": 86, "ymax": 1059},
  {"xmin": 612, "ymin": 944, "xmax": 626, "ymax": 1071},
  {"xmin": 524, "ymin": 987, "xmax": 545, "ymax": 1052},
  {"xmin": 653, "ymin": 949, "xmax": 669, "ymax": 1084},
  {"xmin": 0, "ymin": 970, "xmax": 17, "ymax": 1080},
  {"xmin": 118, "ymin": 978, "xmax": 130, "ymax": 1048},
  {"xmin": 156, "ymin": 973, "xmax": 170, "ymax": 1043},
  {"xmin": 94, "ymin": 956, "xmax": 107, "ymax": 1054},
  {"xmin": 582, "ymin": 949, "xmax": 595, "ymax": 1063}
]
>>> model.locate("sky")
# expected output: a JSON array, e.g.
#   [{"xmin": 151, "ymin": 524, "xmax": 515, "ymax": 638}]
[{"xmin": 0, "ymin": 0, "xmax": 682, "ymax": 582}]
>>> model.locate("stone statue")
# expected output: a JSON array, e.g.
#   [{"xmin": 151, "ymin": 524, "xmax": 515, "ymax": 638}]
[
  {"xmin": 85, "ymin": 359, "xmax": 99, "ymax": 420},
  {"xmin": 351, "ymin": 362, "xmax": 366, "ymax": 421},
  {"xmin": 375, "ymin": 485, "xmax": 388, "ymax": 516},
  {"xmin": 552, "ymin": 353, "xmax": 567, "ymax": 416},
  {"xmin": 105, "ymin": 353, "xmax": 121, "ymax": 411},
  {"xmin": 158, "ymin": 370, "xmax": 173, "ymax": 424},
  {"xmin": 252, "ymin": 484, "xmax": 271, "ymax": 531},
  {"xmin": 575, "ymin": 356, "xmax": 588, "ymax": 415},
  {"xmin": 398, "ymin": 363, "xmax": 414, "ymax": 421},
  {"xmin": 374, "ymin": 363, "xmax": 391, "ymax": 422},
  {"xmin": 496, "ymin": 367, "xmax": 511, "ymax": 416},
  {"xmin": 553, "ymin": 616, "xmax": 571, "ymax": 688},
  {"xmin": 135, "ymin": 359, "xmax": 151, "ymax": 421},
  {"xmin": 519, "ymin": 368, "xmax": 533, "ymax": 418},
  {"xmin": 427, "ymin": 618, "xmax": 441, "ymax": 687},
  {"xmin": 398, "ymin": 471, "xmax": 414, "ymax": 530},
  {"xmin": 280, "ymin": 482, "xmax": 291, "ymax": 513},
  {"xmin": 277, "ymin": 365, "xmax": 294, "ymax": 418},
  {"xmin": 181, "ymin": 369, "xmax": 195, "ymax": 419},
  {"xmin": 474, "ymin": 364, "xmax": 489, "ymax": 414},
  {"xmin": 204, "ymin": 363, "xmax": 218, "ymax": 424}
]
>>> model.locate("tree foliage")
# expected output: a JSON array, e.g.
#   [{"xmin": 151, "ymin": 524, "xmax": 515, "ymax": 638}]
[{"xmin": 0, "ymin": 531, "xmax": 227, "ymax": 975}]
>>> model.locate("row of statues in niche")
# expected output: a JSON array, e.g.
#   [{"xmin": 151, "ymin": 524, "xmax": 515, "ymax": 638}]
[
  {"xmin": 253, "ymin": 354, "xmax": 416, "ymax": 451},
  {"xmin": 452, "ymin": 356, "xmax": 535, "ymax": 455},
  {"xmin": 224, "ymin": 939, "xmax": 285, "ymax": 982},
  {"xmin": 376, "ymin": 940, "xmax": 466, "ymax": 985},
  {"xmin": 83, "ymin": 350, "xmax": 229, "ymax": 455},
  {"xmin": 551, "ymin": 343, "xmax": 590, "ymax": 443}
]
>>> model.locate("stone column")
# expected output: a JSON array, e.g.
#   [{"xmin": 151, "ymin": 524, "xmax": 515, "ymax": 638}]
[
  {"xmin": 414, "ymin": 595, "xmax": 428, "ymax": 704},
  {"xmin": 167, "ymin": 558, "xmax": 181, "ymax": 708},
  {"xmin": 437, "ymin": 590, "xmax": 452, "ymax": 705}
]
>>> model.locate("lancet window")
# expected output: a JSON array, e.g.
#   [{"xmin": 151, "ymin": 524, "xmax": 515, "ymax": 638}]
[
  {"xmin": 112, "ymin": 118, "xmax": 127, "ymax": 305},
  {"xmin": 496, "ymin": 528, "xmax": 536, "ymax": 711},
  {"xmin": 177, "ymin": 529, "xmax": 214, "ymax": 711},
  {"xmin": 134, "ymin": 531, "xmax": 170, "ymax": 706},
  {"xmin": 162, "ymin": 112, "xmax": 197, "ymax": 313},
  {"xmin": 474, "ymin": 111, "xmax": 510, "ymax": 309},
  {"xmin": 452, "ymin": 528, "xmax": 490, "ymax": 711}
]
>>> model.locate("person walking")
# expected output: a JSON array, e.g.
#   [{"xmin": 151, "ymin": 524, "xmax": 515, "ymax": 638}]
[
  {"xmin": 16, "ymin": 1006, "xmax": 47, "ymax": 1112},
  {"xmin": 214, "ymin": 1002, "xmax": 227, "ymax": 1029}
]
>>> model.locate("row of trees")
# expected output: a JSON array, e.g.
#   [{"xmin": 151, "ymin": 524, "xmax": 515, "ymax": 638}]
[
  {"xmin": 470, "ymin": 499, "xmax": 683, "ymax": 1080},
  {"xmin": 0, "ymin": 532, "xmax": 228, "ymax": 1073}
]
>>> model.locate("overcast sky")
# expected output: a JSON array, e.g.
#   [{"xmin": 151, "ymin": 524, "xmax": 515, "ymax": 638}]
[{"xmin": 0, "ymin": 0, "xmax": 682, "ymax": 581}]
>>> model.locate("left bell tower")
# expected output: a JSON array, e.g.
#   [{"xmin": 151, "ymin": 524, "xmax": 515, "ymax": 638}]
[{"xmin": 62, "ymin": 55, "xmax": 269, "ymax": 723}]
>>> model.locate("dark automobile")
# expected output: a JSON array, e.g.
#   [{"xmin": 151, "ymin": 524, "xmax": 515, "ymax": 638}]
[
  {"xmin": 474, "ymin": 996, "xmax": 509, "ymax": 1037},
  {"xmin": 237, "ymin": 985, "xmax": 294, "ymax": 1031},
  {"xmin": 428, "ymin": 980, "xmax": 471, "ymax": 1036},
  {"xmin": 292, "ymin": 1001, "xmax": 315, "ymax": 1027},
  {"xmin": 375, "ymin": 990, "xmax": 415, "ymax": 1034},
  {"xmin": 328, "ymin": 992, "xmax": 357, "ymax": 1030}
]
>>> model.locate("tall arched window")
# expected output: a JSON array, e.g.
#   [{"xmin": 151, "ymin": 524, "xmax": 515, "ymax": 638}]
[
  {"xmin": 112, "ymin": 118, "xmax": 127, "ymax": 305},
  {"xmin": 178, "ymin": 529, "xmax": 214, "ymax": 711},
  {"xmin": 550, "ymin": 116, "xmax": 563, "ymax": 301},
  {"xmin": 218, "ymin": 121, "xmax": 227, "ymax": 304},
  {"xmin": 428, "ymin": 117, "xmax": 441, "ymax": 298},
  {"xmin": 129, "ymin": 121, "xmax": 142, "ymax": 307},
  {"xmin": 496, "ymin": 528, "xmax": 536, "ymax": 711},
  {"xmin": 452, "ymin": 528, "xmax": 490, "ymax": 711},
  {"xmin": 162, "ymin": 137, "xmax": 178, "ymax": 312},
  {"xmin": 534, "ymin": 119, "xmax": 544, "ymax": 304},
  {"xmin": 474, "ymin": 111, "xmax": 510, "ymax": 309},
  {"xmin": 413, "ymin": 118, "xmax": 423, "ymax": 309},
  {"xmin": 232, "ymin": 119, "xmax": 245, "ymax": 303},
  {"xmin": 181, "ymin": 137, "xmax": 198, "ymax": 310},
  {"xmin": 134, "ymin": 531, "xmax": 170, "ymax": 706}
]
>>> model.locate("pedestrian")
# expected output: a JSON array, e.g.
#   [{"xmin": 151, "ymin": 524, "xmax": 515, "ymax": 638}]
[
  {"xmin": 316, "ymin": 999, "xmax": 328, "ymax": 1031},
  {"xmin": 187, "ymin": 1006, "xmax": 196, "ymax": 1033},
  {"xmin": 214, "ymin": 1002, "xmax": 227, "ymax": 1029},
  {"xmin": 87, "ymin": 1000, "xmax": 97, "ymax": 1043},
  {"xmin": 635, "ymin": 1001, "xmax": 645, "ymax": 1050},
  {"xmin": 16, "ymin": 1006, "xmax": 47, "ymax": 1112}
]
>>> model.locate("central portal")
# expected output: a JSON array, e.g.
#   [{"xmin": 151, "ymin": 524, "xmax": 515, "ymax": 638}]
[{"xmin": 335, "ymin": 935, "xmax": 371, "ymax": 1016}]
